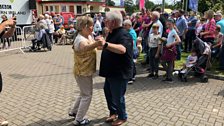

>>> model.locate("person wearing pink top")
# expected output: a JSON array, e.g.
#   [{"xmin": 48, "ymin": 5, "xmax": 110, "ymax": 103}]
[
  {"xmin": 141, "ymin": 10, "xmax": 152, "ymax": 53},
  {"xmin": 200, "ymin": 10, "xmax": 216, "ymax": 45}
]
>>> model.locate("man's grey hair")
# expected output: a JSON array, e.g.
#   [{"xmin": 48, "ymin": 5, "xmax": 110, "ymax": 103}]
[
  {"xmin": 152, "ymin": 11, "xmax": 160, "ymax": 19},
  {"xmin": 45, "ymin": 14, "xmax": 49, "ymax": 19},
  {"xmin": 106, "ymin": 11, "xmax": 123, "ymax": 27},
  {"xmin": 123, "ymin": 19, "xmax": 132, "ymax": 26}
]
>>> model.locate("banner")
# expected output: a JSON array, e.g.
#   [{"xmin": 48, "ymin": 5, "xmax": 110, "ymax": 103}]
[
  {"xmin": 189, "ymin": 0, "xmax": 198, "ymax": 11},
  {"xmin": 0, "ymin": 0, "xmax": 32, "ymax": 25},
  {"xmin": 139, "ymin": 0, "xmax": 145, "ymax": 10}
]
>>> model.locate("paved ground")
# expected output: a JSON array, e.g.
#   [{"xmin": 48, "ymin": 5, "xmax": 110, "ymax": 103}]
[{"xmin": 0, "ymin": 45, "xmax": 224, "ymax": 126}]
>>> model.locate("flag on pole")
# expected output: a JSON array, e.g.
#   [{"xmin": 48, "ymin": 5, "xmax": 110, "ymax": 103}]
[
  {"xmin": 120, "ymin": 0, "xmax": 124, "ymax": 7},
  {"xmin": 139, "ymin": 0, "xmax": 145, "ymax": 10},
  {"xmin": 189, "ymin": 0, "xmax": 198, "ymax": 11}
]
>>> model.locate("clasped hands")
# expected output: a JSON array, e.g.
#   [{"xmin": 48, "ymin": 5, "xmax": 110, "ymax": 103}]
[{"xmin": 95, "ymin": 36, "xmax": 106, "ymax": 47}]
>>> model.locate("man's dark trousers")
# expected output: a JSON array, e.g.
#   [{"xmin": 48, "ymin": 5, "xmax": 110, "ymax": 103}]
[{"xmin": 104, "ymin": 78, "xmax": 128, "ymax": 120}]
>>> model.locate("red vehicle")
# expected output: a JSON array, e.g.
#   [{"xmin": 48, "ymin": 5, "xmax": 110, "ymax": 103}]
[{"xmin": 60, "ymin": 12, "xmax": 75, "ymax": 29}]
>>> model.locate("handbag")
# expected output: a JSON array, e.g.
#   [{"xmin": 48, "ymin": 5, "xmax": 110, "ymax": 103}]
[
  {"xmin": 161, "ymin": 46, "xmax": 177, "ymax": 61},
  {"xmin": 0, "ymin": 72, "xmax": 2, "ymax": 93}
]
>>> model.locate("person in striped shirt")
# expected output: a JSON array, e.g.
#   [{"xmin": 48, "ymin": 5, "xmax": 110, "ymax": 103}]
[{"xmin": 200, "ymin": 10, "xmax": 216, "ymax": 45}]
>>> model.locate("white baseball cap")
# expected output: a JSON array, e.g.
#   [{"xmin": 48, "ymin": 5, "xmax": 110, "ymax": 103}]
[{"xmin": 215, "ymin": 11, "xmax": 222, "ymax": 16}]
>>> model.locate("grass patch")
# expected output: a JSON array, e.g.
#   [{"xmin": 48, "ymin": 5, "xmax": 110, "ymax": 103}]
[
  {"xmin": 175, "ymin": 52, "xmax": 189, "ymax": 69},
  {"xmin": 209, "ymin": 59, "xmax": 224, "ymax": 76},
  {"xmin": 138, "ymin": 52, "xmax": 224, "ymax": 76},
  {"xmin": 137, "ymin": 53, "xmax": 145, "ymax": 63}
]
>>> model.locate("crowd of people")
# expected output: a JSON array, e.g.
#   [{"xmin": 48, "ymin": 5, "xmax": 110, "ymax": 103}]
[
  {"xmin": 124, "ymin": 8, "xmax": 224, "ymax": 83},
  {"xmin": 29, "ymin": 12, "xmax": 107, "ymax": 51},
  {"xmin": 52, "ymin": 7, "xmax": 224, "ymax": 83}
]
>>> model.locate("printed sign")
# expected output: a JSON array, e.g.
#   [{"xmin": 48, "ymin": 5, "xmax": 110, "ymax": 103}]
[{"xmin": 0, "ymin": 0, "xmax": 32, "ymax": 25}]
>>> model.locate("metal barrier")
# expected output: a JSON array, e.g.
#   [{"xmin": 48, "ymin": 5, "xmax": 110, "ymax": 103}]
[
  {"xmin": 0, "ymin": 26, "xmax": 25, "ymax": 54},
  {"xmin": 23, "ymin": 25, "xmax": 35, "ymax": 49},
  {"xmin": 0, "ymin": 25, "xmax": 57, "ymax": 54},
  {"xmin": 0, "ymin": 25, "xmax": 36, "ymax": 54}
]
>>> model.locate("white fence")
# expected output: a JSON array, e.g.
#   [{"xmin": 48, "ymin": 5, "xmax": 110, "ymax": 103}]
[{"xmin": 0, "ymin": 25, "xmax": 35, "ymax": 54}]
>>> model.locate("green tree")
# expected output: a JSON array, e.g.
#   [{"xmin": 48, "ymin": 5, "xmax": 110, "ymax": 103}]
[
  {"xmin": 124, "ymin": 0, "xmax": 136, "ymax": 14},
  {"xmin": 198, "ymin": 0, "xmax": 223, "ymax": 13},
  {"xmin": 198, "ymin": 0, "xmax": 211, "ymax": 13},
  {"xmin": 145, "ymin": 0, "xmax": 155, "ymax": 10},
  {"xmin": 165, "ymin": 1, "xmax": 182, "ymax": 10},
  {"xmin": 166, "ymin": 0, "xmax": 223, "ymax": 14},
  {"xmin": 106, "ymin": 0, "xmax": 115, "ymax": 6}
]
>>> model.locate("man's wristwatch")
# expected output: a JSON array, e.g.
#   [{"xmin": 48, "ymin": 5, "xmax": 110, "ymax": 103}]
[{"xmin": 103, "ymin": 42, "xmax": 108, "ymax": 49}]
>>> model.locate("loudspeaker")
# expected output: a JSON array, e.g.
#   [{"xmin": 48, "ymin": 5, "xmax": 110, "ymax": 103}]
[{"xmin": 29, "ymin": 0, "xmax": 36, "ymax": 10}]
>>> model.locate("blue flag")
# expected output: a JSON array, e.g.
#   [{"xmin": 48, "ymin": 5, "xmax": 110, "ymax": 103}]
[
  {"xmin": 120, "ymin": 0, "xmax": 124, "ymax": 7},
  {"xmin": 189, "ymin": 0, "xmax": 198, "ymax": 11}
]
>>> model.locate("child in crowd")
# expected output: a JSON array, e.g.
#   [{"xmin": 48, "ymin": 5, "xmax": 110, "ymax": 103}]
[
  {"xmin": 196, "ymin": 17, "xmax": 206, "ymax": 36},
  {"xmin": 137, "ymin": 37, "xmax": 143, "ymax": 55},
  {"xmin": 211, "ymin": 25, "xmax": 223, "ymax": 60},
  {"xmin": 147, "ymin": 23, "xmax": 162, "ymax": 79},
  {"xmin": 180, "ymin": 50, "xmax": 198, "ymax": 74},
  {"xmin": 161, "ymin": 19, "xmax": 181, "ymax": 83}
]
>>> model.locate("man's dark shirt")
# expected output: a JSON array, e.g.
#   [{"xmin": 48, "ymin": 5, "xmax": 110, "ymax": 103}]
[
  {"xmin": 159, "ymin": 15, "xmax": 167, "ymax": 37},
  {"xmin": 133, "ymin": 21, "xmax": 141, "ymax": 35},
  {"xmin": 101, "ymin": 21, "xmax": 105, "ymax": 30},
  {"xmin": 99, "ymin": 27, "xmax": 133, "ymax": 79}
]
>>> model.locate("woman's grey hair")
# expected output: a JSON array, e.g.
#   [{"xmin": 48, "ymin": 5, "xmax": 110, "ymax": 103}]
[
  {"xmin": 106, "ymin": 11, "xmax": 123, "ymax": 27},
  {"xmin": 76, "ymin": 16, "xmax": 93, "ymax": 32},
  {"xmin": 123, "ymin": 19, "xmax": 132, "ymax": 26},
  {"xmin": 152, "ymin": 11, "xmax": 160, "ymax": 19}
]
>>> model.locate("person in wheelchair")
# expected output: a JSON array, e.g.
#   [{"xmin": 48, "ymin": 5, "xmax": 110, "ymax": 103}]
[
  {"xmin": 31, "ymin": 24, "xmax": 46, "ymax": 51},
  {"xmin": 65, "ymin": 24, "xmax": 76, "ymax": 44}
]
